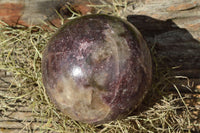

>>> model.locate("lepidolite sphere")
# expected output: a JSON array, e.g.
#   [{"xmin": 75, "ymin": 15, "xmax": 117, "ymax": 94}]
[{"xmin": 42, "ymin": 14, "xmax": 152, "ymax": 124}]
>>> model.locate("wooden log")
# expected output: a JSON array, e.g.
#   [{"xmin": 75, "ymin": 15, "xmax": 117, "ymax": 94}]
[
  {"xmin": 0, "ymin": 0, "xmax": 199, "ymax": 94},
  {"xmin": 127, "ymin": 15, "xmax": 200, "ymax": 72},
  {"xmin": 0, "ymin": 0, "xmax": 200, "ymax": 131},
  {"xmin": 125, "ymin": 0, "xmax": 200, "ymax": 94},
  {"xmin": 0, "ymin": 0, "xmax": 199, "ymax": 40},
  {"xmin": 0, "ymin": 0, "xmax": 103, "ymax": 26}
]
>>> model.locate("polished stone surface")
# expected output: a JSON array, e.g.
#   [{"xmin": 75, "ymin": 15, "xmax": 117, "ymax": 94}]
[{"xmin": 42, "ymin": 14, "xmax": 152, "ymax": 124}]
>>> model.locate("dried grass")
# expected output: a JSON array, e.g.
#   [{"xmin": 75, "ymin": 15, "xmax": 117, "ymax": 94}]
[{"xmin": 0, "ymin": 0, "xmax": 197, "ymax": 132}]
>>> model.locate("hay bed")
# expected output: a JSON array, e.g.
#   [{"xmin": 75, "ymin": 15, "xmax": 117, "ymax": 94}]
[{"xmin": 0, "ymin": 1, "xmax": 199, "ymax": 133}]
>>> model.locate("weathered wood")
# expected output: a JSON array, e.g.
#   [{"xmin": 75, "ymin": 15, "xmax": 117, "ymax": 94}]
[
  {"xmin": 0, "ymin": 71, "xmax": 48, "ymax": 132},
  {"xmin": 0, "ymin": 0, "xmax": 200, "ymax": 131},
  {"xmin": 127, "ymin": 15, "xmax": 200, "ymax": 74},
  {"xmin": 0, "ymin": 0, "xmax": 199, "ymax": 39},
  {"xmin": 129, "ymin": 0, "xmax": 200, "ymax": 41},
  {"xmin": 0, "ymin": 0, "xmax": 100, "ymax": 26},
  {"xmin": 125, "ymin": 0, "xmax": 200, "ymax": 90}
]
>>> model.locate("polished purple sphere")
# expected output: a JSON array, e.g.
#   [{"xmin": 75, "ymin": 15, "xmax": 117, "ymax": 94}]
[{"xmin": 42, "ymin": 14, "xmax": 152, "ymax": 124}]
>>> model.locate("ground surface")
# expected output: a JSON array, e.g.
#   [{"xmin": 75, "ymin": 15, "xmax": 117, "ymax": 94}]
[{"xmin": 0, "ymin": 0, "xmax": 200, "ymax": 132}]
